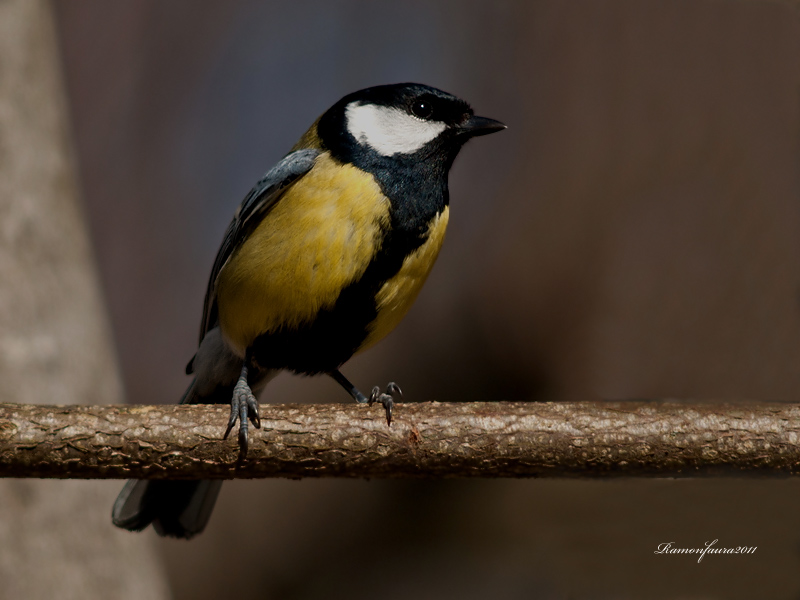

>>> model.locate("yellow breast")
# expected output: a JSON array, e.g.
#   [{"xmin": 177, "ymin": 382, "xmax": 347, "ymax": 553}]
[
  {"xmin": 216, "ymin": 152, "xmax": 390, "ymax": 355},
  {"xmin": 358, "ymin": 206, "xmax": 450, "ymax": 352}
]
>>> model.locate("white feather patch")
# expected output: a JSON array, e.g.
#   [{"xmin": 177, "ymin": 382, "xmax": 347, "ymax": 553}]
[{"xmin": 345, "ymin": 102, "xmax": 447, "ymax": 156}]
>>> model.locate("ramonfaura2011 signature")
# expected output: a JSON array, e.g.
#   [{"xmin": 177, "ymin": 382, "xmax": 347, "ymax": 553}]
[{"xmin": 654, "ymin": 540, "xmax": 757, "ymax": 563}]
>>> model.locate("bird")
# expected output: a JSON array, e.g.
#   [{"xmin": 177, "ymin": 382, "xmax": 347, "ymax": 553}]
[{"xmin": 111, "ymin": 82, "xmax": 505, "ymax": 538}]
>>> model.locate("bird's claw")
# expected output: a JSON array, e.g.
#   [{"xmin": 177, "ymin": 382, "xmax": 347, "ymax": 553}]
[
  {"xmin": 223, "ymin": 376, "xmax": 261, "ymax": 455},
  {"xmin": 368, "ymin": 382, "xmax": 402, "ymax": 426},
  {"xmin": 385, "ymin": 382, "xmax": 402, "ymax": 398}
]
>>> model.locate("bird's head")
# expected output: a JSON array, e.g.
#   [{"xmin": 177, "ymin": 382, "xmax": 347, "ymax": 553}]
[{"xmin": 317, "ymin": 83, "xmax": 505, "ymax": 165}]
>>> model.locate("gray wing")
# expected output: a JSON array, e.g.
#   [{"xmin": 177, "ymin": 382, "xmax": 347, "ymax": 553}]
[{"xmin": 196, "ymin": 148, "xmax": 320, "ymax": 346}]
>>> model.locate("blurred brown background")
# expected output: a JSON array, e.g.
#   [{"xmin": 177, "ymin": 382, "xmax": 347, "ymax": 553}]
[{"xmin": 47, "ymin": 0, "xmax": 800, "ymax": 598}]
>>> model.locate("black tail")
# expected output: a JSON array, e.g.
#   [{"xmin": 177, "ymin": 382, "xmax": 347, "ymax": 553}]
[
  {"xmin": 112, "ymin": 479, "xmax": 222, "ymax": 539},
  {"xmin": 112, "ymin": 378, "xmax": 228, "ymax": 538}
]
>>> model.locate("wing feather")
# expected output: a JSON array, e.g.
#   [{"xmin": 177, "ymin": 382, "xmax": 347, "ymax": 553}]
[{"xmin": 197, "ymin": 148, "xmax": 320, "ymax": 343}]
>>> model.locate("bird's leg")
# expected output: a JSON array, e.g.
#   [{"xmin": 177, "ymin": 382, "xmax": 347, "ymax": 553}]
[
  {"xmin": 223, "ymin": 356, "xmax": 261, "ymax": 455},
  {"xmin": 329, "ymin": 369, "xmax": 401, "ymax": 426}
]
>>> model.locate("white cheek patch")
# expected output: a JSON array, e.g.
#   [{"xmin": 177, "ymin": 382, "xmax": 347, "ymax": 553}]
[{"xmin": 345, "ymin": 102, "xmax": 447, "ymax": 156}]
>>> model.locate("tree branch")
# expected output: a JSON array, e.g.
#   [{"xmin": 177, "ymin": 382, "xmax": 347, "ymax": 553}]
[{"xmin": 1, "ymin": 401, "xmax": 798, "ymax": 478}]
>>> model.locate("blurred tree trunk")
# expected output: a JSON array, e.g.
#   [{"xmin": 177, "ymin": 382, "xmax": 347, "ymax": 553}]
[{"xmin": 0, "ymin": 1, "xmax": 170, "ymax": 599}]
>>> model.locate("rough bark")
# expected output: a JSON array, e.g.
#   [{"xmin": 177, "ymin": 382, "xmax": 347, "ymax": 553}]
[
  {"xmin": 2, "ymin": 401, "xmax": 799, "ymax": 478},
  {"xmin": 0, "ymin": 2, "xmax": 169, "ymax": 599}
]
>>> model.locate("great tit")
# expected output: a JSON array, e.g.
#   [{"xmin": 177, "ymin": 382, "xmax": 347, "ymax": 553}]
[{"xmin": 111, "ymin": 83, "xmax": 505, "ymax": 538}]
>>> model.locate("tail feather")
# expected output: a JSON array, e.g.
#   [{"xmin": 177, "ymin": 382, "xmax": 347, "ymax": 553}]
[
  {"xmin": 112, "ymin": 340, "xmax": 273, "ymax": 538},
  {"xmin": 112, "ymin": 479, "xmax": 223, "ymax": 539},
  {"xmin": 179, "ymin": 377, "xmax": 200, "ymax": 405},
  {"xmin": 112, "ymin": 375, "xmax": 229, "ymax": 539}
]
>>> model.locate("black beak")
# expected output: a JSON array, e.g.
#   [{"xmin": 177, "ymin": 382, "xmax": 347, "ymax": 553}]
[{"xmin": 459, "ymin": 115, "xmax": 507, "ymax": 138}]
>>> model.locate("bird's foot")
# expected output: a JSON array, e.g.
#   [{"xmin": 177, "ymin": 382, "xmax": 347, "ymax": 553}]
[
  {"xmin": 368, "ymin": 382, "xmax": 402, "ymax": 426},
  {"xmin": 223, "ymin": 375, "xmax": 261, "ymax": 455},
  {"xmin": 328, "ymin": 370, "xmax": 401, "ymax": 427}
]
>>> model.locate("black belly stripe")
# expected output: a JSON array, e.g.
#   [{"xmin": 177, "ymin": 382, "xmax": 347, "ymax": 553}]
[{"xmin": 250, "ymin": 226, "xmax": 427, "ymax": 375}]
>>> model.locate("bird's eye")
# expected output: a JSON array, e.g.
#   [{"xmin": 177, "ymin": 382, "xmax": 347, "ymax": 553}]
[{"xmin": 410, "ymin": 100, "xmax": 434, "ymax": 120}]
